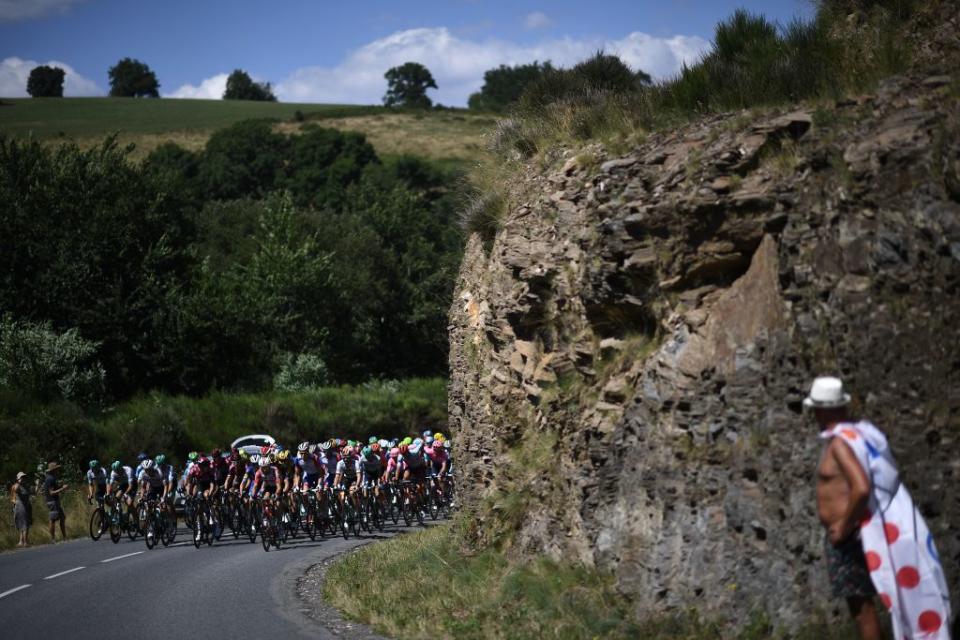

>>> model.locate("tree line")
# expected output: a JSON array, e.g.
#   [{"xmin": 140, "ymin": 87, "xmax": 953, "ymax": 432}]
[
  {"xmin": 25, "ymin": 54, "xmax": 653, "ymax": 113},
  {"xmin": 0, "ymin": 120, "xmax": 462, "ymax": 403}
]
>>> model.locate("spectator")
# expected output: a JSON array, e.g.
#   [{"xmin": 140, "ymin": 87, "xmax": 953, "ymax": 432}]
[
  {"xmin": 808, "ymin": 376, "xmax": 951, "ymax": 640},
  {"xmin": 42, "ymin": 462, "xmax": 68, "ymax": 542},
  {"xmin": 9, "ymin": 471, "xmax": 32, "ymax": 547}
]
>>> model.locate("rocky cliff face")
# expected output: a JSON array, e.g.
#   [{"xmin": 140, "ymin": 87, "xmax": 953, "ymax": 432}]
[{"xmin": 448, "ymin": 74, "xmax": 960, "ymax": 625}]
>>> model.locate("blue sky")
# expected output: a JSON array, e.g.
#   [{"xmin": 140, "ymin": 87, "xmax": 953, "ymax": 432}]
[{"xmin": 0, "ymin": 0, "xmax": 814, "ymax": 104}]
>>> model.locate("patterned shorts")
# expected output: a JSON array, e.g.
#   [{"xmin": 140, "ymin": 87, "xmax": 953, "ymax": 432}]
[{"xmin": 825, "ymin": 533, "xmax": 877, "ymax": 599}]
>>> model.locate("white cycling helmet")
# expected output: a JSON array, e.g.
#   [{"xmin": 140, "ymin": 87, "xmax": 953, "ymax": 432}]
[
  {"xmin": 258, "ymin": 456, "xmax": 271, "ymax": 468},
  {"xmin": 298, "ymin": 441, "xmax": 309, "ymax": 452},
  {"xmin": 250, "ymin": 454, "xmax": 260, "ymax": 464},
  {"xmin": 140, "ymin": 459, "xmax": 155, "ymax": 470},
  {"xmin": 378, "ymin": 439, "xmax": 389, "ymax": 449}
]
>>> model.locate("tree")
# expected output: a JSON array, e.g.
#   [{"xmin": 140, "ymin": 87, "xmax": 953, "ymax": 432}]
[
  {"xmin": 26, "ymin": 65, "xmax": 65, "ymax": 98},
  {"xmin": 383, "ymin": 62, "xmax": 437, "ymax": 108},
  {"xmin": 108, "ymin": 58, "xmax": 160, "ymax": 97},
  {"xmin": 468, "ymin": 61, "xmax": 554, "ymax": 111},
  {"xmin": 223, "ymin": 69, "xmax": 277, "ymax": 102}
]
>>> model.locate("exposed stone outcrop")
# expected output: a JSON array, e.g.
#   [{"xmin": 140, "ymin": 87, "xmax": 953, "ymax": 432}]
[{"xmin": 448, "ymin": 74, "xmax": 960, "ymax": 626}]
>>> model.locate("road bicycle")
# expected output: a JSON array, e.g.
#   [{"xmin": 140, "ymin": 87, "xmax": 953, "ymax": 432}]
[{"xmin": 88, "ymin": 494, "xmax": 109, "ymax": 541}]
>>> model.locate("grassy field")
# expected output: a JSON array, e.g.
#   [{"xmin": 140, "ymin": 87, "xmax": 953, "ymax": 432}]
[{"xmin": 0, "ymin": 97, "xmax": 495, "ymax": 162}]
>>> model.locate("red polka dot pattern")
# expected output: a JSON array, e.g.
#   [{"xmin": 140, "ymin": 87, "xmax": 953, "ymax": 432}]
[
  {"xmin": 865, "ymin": 551, "xmax": 881, "ymax": 571},
  {"xmin": 896, "ymin": 566, "xmax": 920, "ymax": 589},
  {"xmin": 918, "ymin": 610, "xmax": 942, "ymax": 633},
  {"xmin": 884, "ymin": 523, "xmax": 900, "ymax": 544},
  {"xmin": 841, "ymin": 428, "xmax": 859, "ymax": 440},
  {"xmin": 879, "ymin": 593, "xmax": 892, "ymax": 610}
]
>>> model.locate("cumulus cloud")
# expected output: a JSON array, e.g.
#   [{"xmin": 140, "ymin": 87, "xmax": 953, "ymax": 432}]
[
  {"xmin": 0, "ymin": 56, "xmax": 101, "ymax": 96},
  {"xmin": 523, "ymin": 11, "xmax": 552, "ymax": 30},
  {"xmin": 0, "ymin": 0, "xmax": 85, "ymax": 22},
  {"xmin": 275, "ymin": 27, "xmax": 710, "ymax": 106},
  {"xmin": 166, "ymin": 73, "xmax": 229, "ymax": 100}
]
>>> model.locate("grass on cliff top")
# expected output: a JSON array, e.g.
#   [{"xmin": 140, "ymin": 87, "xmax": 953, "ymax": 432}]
[
  {"xmin": 323, "ymin": 523, "xmax": 861, "ymax": 640},
  {"xmin": 461, "ymin": 2, "xmax": 930, "ymax": 240}
]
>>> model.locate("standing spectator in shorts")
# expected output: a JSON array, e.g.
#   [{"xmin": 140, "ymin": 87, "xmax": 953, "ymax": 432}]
[
  {"xmin": 42, "ymin": 462, "xmax": 68, "ymax": 542},
  {"xmin": 9, "ymin": 471, "xmax": 32, "ymax": 547}
]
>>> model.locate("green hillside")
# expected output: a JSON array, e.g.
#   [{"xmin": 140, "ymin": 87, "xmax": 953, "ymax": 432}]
[
  {"xmin": 0, "ymin": 97, "xmax": 494, "ymax": 163},
  {"xmin": 0, "ymin": 97, "xmax": 365, "ymax": 137}
]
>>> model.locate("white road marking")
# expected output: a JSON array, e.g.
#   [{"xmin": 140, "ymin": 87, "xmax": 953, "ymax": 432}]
[
  {"xmin": 43, "ymin": 566, "xmax": 85, "ymax": 580},
  {"xmin": 0, "ymin": 584, "xmax": 31, "ymax": 599},
  {"xmin": 100, "ymin": 551, "xmax": 143, "ymax": 563}
]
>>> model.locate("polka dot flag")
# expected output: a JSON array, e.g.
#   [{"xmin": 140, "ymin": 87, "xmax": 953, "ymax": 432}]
[{"xmin": 822, "ymin": 421, "xmax": 951, "ymax": 639}]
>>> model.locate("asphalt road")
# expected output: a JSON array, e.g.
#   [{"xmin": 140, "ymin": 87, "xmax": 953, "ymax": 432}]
[{"xmin": 0, "ymin": 519, "xmax": 409, "ymax": 639}]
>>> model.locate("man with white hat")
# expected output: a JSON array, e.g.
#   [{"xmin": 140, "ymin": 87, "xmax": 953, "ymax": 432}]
[{"xmin": 808, "ymin": 376, "xmax": 951, "ymax": 640}]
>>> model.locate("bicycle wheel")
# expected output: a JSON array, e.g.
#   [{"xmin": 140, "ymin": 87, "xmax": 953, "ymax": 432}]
[
  {"xmin": 192, "ymin": 517, "xmax": 203, "ymax": 549},
  {"xmin": 415, "ymin": 492, "xmax": 425, "ymax": 525},
  {"xmin": 428, "ymin": 489, "xmax": 440, "ymax": 521},
  {"xmin": 165, "ymin": 509, "xmax": 178, "ymax": 543},
  {"xmin": 109, "ymin": 510, "xmax": 122, "ymax": 544},
  {"xmin": 303, "ymin": 497, "xmax": 317, "ymax": 541},
  {"xmin": 401, "ymin": 493, "xmax": 414, "ymax": 527},
  {"xmin": 145, "ymin": 516, "xmax": 157, "ymax": 550},
  {"xmin": 121, "ymin": 506, "xmax": 136, "ymax": 541},
  {"xmin": 89, "ymin": 509, "xmax": 104, "ymax": 541}
]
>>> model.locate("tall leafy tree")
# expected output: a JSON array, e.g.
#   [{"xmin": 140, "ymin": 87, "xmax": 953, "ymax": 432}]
[
  {"xmin": 468, "ymin": 61, "xmax": 554, "ymax": 111},
  {"xmin": 26, "ymin": 65, "xmax": 65, "ymax": 97},
  {"xmin": 383, "ymin": 62, "xmax": 437, "ymax": 108},
  {"xmin": 108, "ymin": 57, "xmax": 160, "ymax": 97},
  {"xmin": 223, "ymin": 69, "xmax": 277, "ymax": 101}
]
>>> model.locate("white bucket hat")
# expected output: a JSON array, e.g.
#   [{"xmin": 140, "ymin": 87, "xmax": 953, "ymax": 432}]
[{"xmin": 803, "ymin": 376, "xmax": 851, "ymax": 409}]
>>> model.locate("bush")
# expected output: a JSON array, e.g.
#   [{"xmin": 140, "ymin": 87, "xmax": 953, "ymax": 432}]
[
  {"xmin": 273, "ymin": 352, "xmax": 330, "ymax": 391},
  {"xmin": 0, "ymin": 317, "xmax": 106, "ymax": 406}
]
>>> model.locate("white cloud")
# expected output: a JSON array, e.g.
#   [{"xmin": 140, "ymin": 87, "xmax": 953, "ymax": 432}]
[
  {"xmin": 167, "ymin": 73, "xmax": 229, "ymax": 100},
  {"xmin": 275, "ymin": 27, "xmax": 710, "ymax": 106},
  {"xmin": 0, "ymin": 0, "xmax": 85, "ymax": 22},
  {"xmin": 0, "ymin": 56, "xmax": 101, "ymax": 96},
  {"xmin": 523, "ymin": 11, "xmax": 552, "ymax": 30}
]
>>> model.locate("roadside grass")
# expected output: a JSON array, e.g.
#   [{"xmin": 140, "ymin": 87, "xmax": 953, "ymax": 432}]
[
  {"xmin": 324, "ymin": 523, "xmax": 863, "ymax": 640},
  {"xmin": 0, "ymin": 489, "xmax": 94, "ymax": 552}
]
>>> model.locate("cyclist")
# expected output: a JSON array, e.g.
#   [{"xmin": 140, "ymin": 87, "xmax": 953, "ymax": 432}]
[
  {"xmin": 210, "ymin": 448, "xmax": 229, "ymax": 487},
  {"xmin": 294, "ymin": 442, "xmax": 323, "ymax": 492},
  {"xmin": 333, "ymin": 445, "xmax": 361, "ymax": 510},
  {"xmin": 86, "ymin": 459, "xmax": 108, "ymax": 506},
  {"xmin": 223, "ymin": 448, "xmax": 245, "ymax": 493},
  {"xmin": 425, "ymin": 438, "xmax": 449, "ymax": 478},
  {"xmin": 154, "ymin": 454, "xmax": 176, "ymax": 517},
  {"xmin": 253, "ymin": 455, "xmax": 281, "ymax": 499},
  {"xmin": 108, "ymin": 460, "xmax": 136, "ymax": 509},
  {"xmin": 186, "ymin": 455, "xmax": 216, "ymax": 499},
  {"xmin": 138, "ymin": 459, "xmax": 165, "ymax": 502},
  {"xmin": 359, "ymin": 445, "xmax": 384, "ymax": 506},
  {"xmin": 398, "ymin": 439, "xmax": 429, "ymax": 505}
]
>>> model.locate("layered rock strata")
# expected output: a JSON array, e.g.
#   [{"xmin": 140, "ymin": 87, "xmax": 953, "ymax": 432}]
[{"xmin": 449, "ymin": 74, "xmax": 960, "ymax": 624}]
